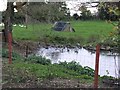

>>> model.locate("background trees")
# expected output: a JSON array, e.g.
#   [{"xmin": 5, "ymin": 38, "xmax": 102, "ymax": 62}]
[
  {"xmin": 98, "ymin": 2, "xmax": 119, "ymax": 21},
  {"xmin": 13, "ymin": 2, "xmax": 69, "ymax": 24},
  {"xmin": 79, "ymin": 4, "xmax": 92, "ymax": 20}
]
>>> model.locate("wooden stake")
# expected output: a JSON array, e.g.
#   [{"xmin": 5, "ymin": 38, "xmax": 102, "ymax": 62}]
[{"xmin": 94, "ymin": 44, "xmax": 100, "ymax": 88}]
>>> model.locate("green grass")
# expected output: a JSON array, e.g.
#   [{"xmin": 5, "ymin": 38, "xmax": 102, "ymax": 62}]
[
  {"xmin": 3, "ymin": 49, "xmax": 116, "ymax": 87},
  {"xmin": 2, "ymin": 49, "xmax": 94, "ymax": 84},
  {"xmin": 13, "ymin": 20, "xmax": 114, "ymax": 45},
  {"xmin": 2, "ymin": 49, "xmax": 94, "ymax": 82},
  {"xmin": 3, "ymin": 60, "xmax": 94, "ymax": 84},
  {"xmin": 70, "ymin": 20, "xmax": 113, "ymax": 39}
]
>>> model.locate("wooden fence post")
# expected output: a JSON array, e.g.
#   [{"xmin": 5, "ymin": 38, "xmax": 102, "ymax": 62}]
[{"xmin": 94, "ymin": 44, "xmax": 100, "ymax": 88}]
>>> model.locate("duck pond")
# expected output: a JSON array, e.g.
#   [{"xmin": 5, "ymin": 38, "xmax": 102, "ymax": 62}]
[{"xmin": 36, "ymin": 46, "xmax": 120, "ymax": 78}]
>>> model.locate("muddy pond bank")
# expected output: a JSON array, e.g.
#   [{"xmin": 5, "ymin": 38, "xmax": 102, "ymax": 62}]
[{"xmin": 13, "ymin": 40, "xmax": 119, "ymax": 55}]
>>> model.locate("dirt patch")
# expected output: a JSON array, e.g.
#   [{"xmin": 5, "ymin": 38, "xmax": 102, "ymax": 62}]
[
  {"xmin": 38, "ymin": 78, "xmax": 93, "ymax": 88},
  {"xmin": 3, "ymin": 78, "xmax": 119, "ymax": 88},
  {"xmin": 2, "ymin": 78, "xmax": 93, "ymax": 88}
]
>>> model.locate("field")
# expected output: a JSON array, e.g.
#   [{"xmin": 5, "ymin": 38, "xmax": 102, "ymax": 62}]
[{"xmin": 13, "ymin": 20, "xmax": 114, "ymax": 45}]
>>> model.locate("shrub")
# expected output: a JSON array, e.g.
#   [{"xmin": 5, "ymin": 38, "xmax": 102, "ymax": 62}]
[
  {"xmin": 81, "ymin": 66, "xmax": 94, "ymax": 76},
  {"xmin": 59, "ymin": 61, "xmax": 94, "ymax": 76},
  {"xmin": 60, "ymin": 61, "xmax": 83, "ymax": 71},
  {"xmin": 59, "ymin": 61, "xmax": 82, "ymax": 71},
  {"xmin": 26, "ymin": 55, "xmax": 51, "ymax": 65}
]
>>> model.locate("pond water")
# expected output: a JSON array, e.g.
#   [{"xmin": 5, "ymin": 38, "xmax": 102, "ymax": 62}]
[{"xmin": 36, "ymin": 47, "xmax": 120, "ymax": 78}]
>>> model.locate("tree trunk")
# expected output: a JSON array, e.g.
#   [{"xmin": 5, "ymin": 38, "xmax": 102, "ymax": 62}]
[{"xmin": 3, "ymin": 2, "xmax": 14, "ymax": 42}]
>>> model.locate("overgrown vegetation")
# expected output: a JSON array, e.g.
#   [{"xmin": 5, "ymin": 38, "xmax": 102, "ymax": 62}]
[
  {"xmin": 26, "ymin": 55, "xmax": 51, "ymax": 65},
  {"xmin": 3, "ymin": 49, "xmax": 117, "ymax": 87},
  {"xmin": 2, "ymin": 49, "xmax": 94, "ymax": 78},
  {"xmin": 2, "ymin": 49, "xmax": 95, "ymax": 86},
  {"xmin": 59, "ymin": 61, "xmax": 94, "ymax": 76}
]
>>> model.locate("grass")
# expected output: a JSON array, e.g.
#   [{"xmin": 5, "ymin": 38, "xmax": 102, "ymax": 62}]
[
  {"xmin": 3, "ymin": 59, "xmax": 94, "ymax": 85},
  {"xmin": 3, "ymin": 55, "xmax": 116, "ymax": 87},
  {"xmin": 2, "ymin": 49, "xmax": 94, "ymax": 84},
  {"xmin": 12, "ymin": 20, "xmax": 114, "ymax": 45},
  {"xmin": 4, "ymin": 59, "xmax": 119, "ymax": 88},
  {"xmin": 2, "ymin": 48, "xmax": 117, "ymax": 88},
  {"xmin": 71, "ymin": 20, "xmax": 113, "ymax": 39}
]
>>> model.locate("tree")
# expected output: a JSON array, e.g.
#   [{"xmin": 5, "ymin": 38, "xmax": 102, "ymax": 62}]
[
  {"xmin": 73, "ymin": 13, "xmax": 79, "ymax": 20},
  {"xmin": 28, "ymin": 2, "xmax": 68, "ymax": 22},
  {"xmin": 98, "ymin": 2, "xmax": 119, "ymax": 21},
  {"xmin": 27, "ymin": 2, "xmax": 69, "ymax": 23},
  {"xmin": 79, "ymin": 4, "xmax": 92, "ymax": 20},
  {"xmin": 106, "ymin": 2, "xmax": 120, "ymax": 53},
  {"xmin": 3, "ymin": 2, "xmax": 14, "ymax": 42},
  {"xmin": 3, "ymin": 2, "xmax": 27, "ymax": 42}
]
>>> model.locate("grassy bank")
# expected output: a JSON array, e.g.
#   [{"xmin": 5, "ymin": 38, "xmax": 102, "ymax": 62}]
[
  {"xmin": 3, "ymin": 61, "xmax": 94, "ymax": 88},
  {"xmin": 2, "ymin": 50, "xmax": 95, "ymax": 88},
  {"xmin": 13, "ymin": 20, "xmax": 114, "ymax": 45},
  {"xmin": 2, "ymin": 49, "xmax": 118, "ymax": 88},
  {"xmin": 2, "ymin": 49, "xmax": 94, "ymax": 81}
]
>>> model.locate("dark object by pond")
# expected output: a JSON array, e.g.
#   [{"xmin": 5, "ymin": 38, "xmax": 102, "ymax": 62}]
[{"xmin": 52, "ymin": 21, "xmax": 75, "ymax": 32}]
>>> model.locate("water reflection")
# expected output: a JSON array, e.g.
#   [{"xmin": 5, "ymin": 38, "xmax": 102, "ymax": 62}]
[{"xmin": 36, "ymin": 47, "xmax": 119, "ymax": 78}]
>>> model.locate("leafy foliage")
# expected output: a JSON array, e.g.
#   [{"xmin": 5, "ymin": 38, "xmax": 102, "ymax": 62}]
[
  {"xmin": 26, "ymin": 2, "xmax": 69, "ymax": 23},
  {"xmin": 26, "ymin": 55, "xmax": 51, "ymax": 65},
  {"xmin": 98, "ymin": 3, "xmax": 119, "ymax": 21},
  {"xmin": 101, "ymin": 2, "xmax": 120, "ymax": 54},
  {"xmin": 13, "ymin": 11, "xmax": 25, "ymax": 24},
  {"xmin": 59, "ymin": 61, "xmax": 94, "ymax": 77},
  {"xmin": 79, "ymin": 5, "xmax": 92, "ymax": 20}
]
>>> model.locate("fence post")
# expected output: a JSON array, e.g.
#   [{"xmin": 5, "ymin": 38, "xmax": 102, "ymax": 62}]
[
  {"xmin": 94, "ymin": 44, "xmax": 100, "ymax": 88},
  {"xmin": 8, "ymin": 32, "xmax": 12, "ymax": 64}
]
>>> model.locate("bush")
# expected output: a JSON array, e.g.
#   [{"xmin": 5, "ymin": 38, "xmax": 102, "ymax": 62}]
[
  {"xmin": 81, "ymin": 66, "xmax": 94, "ymax": 76},
  {"xmin": 59, "ymin": 61, "xmax": 94, "ymax": 76},
  {"xmin": 26, "ymin": 55, "xmax": 51, "ymax": 65},
  {"xmin": 59, "ymin": 61, "xmax": 82, "ymax": 71}
]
